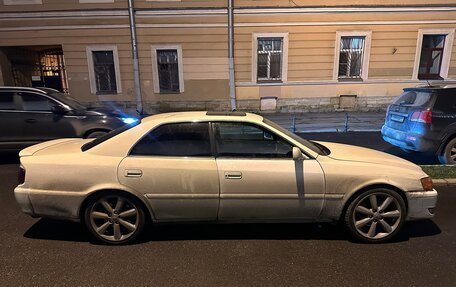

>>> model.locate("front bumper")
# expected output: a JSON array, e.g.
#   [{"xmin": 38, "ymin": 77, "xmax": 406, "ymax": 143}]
[
  {"xmin": 406, "ymin": 189, "xmax": 438, "ymax": 220},
  {"xmin": 14, "ymin": 186, "xmax": 86, "ymax": 221},
  {"xmin": 381, "ymin": 125, "xmax": 439, "ymax": 153}
]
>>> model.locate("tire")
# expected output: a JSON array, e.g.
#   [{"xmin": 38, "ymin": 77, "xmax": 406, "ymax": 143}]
[
  {"xmin": 438, "ymin": 137, "xmax": 456, "ymax": 165},
  {"xmin": 83, "ymin": 192, "xmax": 146, "ymax": 245},
  {"xmin": 344, "ymin": 188, "xmax": 406, "ymax": 243},
  {"xmin": 85, "ymin": 130, "xmax": 109, "ymax": 139}
]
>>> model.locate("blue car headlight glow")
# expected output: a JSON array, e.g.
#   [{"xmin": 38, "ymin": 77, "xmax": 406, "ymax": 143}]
[{"xmin": 121, "ymin": 117, "xmax": 139, "ymax": 124}]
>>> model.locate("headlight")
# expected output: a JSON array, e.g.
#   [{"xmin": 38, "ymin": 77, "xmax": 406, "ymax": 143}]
[
  {"xmin": 121, "ymin": 117, "xmax": 139, "ymax": 124},
  {"xmin": 420, "ymin": 177, "xmax": 434, "ymax": 191}
]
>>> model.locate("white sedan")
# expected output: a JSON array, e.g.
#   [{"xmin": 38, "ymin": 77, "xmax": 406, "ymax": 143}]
[{"xmin": 15, "ymin": 112, "xmax": 438, "ymax": 244}]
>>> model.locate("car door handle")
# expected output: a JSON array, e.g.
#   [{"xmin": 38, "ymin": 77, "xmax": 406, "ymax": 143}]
[
  {"xmin": 125, "ymin": 169, "xmax": 142, "ymax": 178},
  {"xmin": 225, "ymin": 171, "xmax": 242, "ymax": 180},
  {"xmin": 25, "ymin": 118, "xmax": 37, "ymax": 124}
]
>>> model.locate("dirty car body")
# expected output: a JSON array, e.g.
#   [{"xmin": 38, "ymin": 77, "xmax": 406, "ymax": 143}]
[{"xmin": 15, "ymin": 112, "xmax": 438, "ymax": 244}]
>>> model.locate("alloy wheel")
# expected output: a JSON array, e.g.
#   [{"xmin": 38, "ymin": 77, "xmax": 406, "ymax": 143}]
[
  {"xmin": 352, "ymin": 192, "xmax": 403, "ymax": 240},
  {"xmin": 88, "ymin": 195, "xmax": 140, "ymax": 242}
]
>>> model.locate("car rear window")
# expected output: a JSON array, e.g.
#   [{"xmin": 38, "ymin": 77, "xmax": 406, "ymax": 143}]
[
  {"xmin": 393, "ymin": 91, "xmax": 433, "ymax": 107},
  {"xmin": 81, "ymin": 121, "xmax": 140, "ymax": 152}
]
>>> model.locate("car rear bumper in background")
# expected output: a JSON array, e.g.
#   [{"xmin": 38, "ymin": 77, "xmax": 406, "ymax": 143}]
[
  {"xmin": 406, "ymin": 190, "xmax": 438, "ymax": 220},
  {"xmin": 14, "ymin": 187, "xmax": 85, "ymax": 221},
  {"xmin": 381, "ymin": 125, "xmax": 439, "ymax": 153}
]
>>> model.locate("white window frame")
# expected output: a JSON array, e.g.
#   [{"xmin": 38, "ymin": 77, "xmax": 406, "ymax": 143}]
[
  {"xmin": 333, "ymin": 31, "xmax": 372, "ymax": 81},
  {"xmin": 3, "ymin": 0, "xmax": 42, "ymax": 4},
  {"xmin": 151, "ymin": 45, "xmax": 184, "ymax": 94},
  {"xmin": 252, "ymin": 33, "xmax": 289, "ymax": 84},
  {"xmin": 86, "ymin": 45, "xmax": 122, "ymax": 95},
  {"xmin": 412, "ymin": 28, "xmax": 455, "ymax": 80},
  {"xmin": 79, "ymin": 0, "xmax": 114, "ymax": 3}
]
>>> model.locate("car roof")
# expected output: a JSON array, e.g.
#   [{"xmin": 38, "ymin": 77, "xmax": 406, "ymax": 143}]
[
  {"xmin": 0, "ymin": 86, "xmax": 48, "ymax": 94},
  {"xmin": 405, "ymin": 83, "xmax": 456, "ymax": 93},
  {"xmin": 141, "ymin": 111, "xmax": 264, "ymax": 123}
]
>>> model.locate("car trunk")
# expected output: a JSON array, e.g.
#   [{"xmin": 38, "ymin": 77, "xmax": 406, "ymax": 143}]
[
  {"xmin": 19, "ymin": 138, "xmax": 92, "ymax": 157},
  {"xmin": 385, "ymin": 90, "xmax": 435, "ymax": 131}
]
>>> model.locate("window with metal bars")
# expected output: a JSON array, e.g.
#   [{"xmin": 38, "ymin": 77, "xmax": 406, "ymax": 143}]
[
  {"xmin": 418, "ymin": 35, "xmax": 446, "ymax": 80},
  {"xmin": 257, "ymin": 38, "xmax": 283, "ymax": 82},
  {"xmin": 157, "ymin": 49, "xmax": 180, "ymax": 93},
  {"xmin": 92, "ymin": 51, "xmax": 117, "ymax": 94},
  {"xmin": 338, "ymin": 36, "xmax": 366, "ymax": 80}
]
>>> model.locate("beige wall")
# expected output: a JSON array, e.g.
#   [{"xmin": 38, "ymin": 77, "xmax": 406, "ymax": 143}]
[{"xmin": 1, "ymin": 1, "xmax": 456, "ymax": 111}]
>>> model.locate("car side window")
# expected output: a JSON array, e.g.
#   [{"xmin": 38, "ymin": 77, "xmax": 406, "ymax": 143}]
[
  {"xmin": 130, "ymin": 122, "xmax": 212, "ymax": 157},
  {"xmin": 19, "ymin": 92, "xmax": 55, "ymax": 112},
  {"xmin": 0, "ymin": 92, "xmax": 16, "ymax": 110},
  {"xmin": 214, "ymin": 122, "xmax": 293, "ymax": 158}
]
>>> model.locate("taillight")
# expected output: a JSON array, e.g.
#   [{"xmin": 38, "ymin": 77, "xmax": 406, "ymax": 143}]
[
  {"xmin": 410, "ymin": 110, "xmax": 432, "ymax": 124},
  {"xmin": 18, "ymin": 165, "xmax": 25, "ymax": 185}
]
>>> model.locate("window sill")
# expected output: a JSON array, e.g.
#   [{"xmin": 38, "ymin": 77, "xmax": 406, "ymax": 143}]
[
  {"xmin": 255, "ymin": 81, "xmax": 284, "ymax": 87},
  {"xmin": 96, "ymin": 91, "xmax": 118, "ymax": 96},
  {"xmin": 337, "ymin": 78, "xmax": 364, "ymax": 83},
  {"xmin": 158, "ymin": 91, "xmax": 182, "ymax": 95}
]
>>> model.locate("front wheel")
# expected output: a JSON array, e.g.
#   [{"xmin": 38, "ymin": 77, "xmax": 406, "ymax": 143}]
[
  {"xmin": 83, "ymin": 193, "xmax": 146, "ymax": 245},
  {"xmin": 438, "ymin": 137, "xmax": 456, "ymax": 165},
  {"xmin": 344, "ymin": 189, "xmax": 406, "ymax": 243}
]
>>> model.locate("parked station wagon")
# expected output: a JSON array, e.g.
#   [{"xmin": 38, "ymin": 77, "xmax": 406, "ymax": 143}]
[{"xmin": 15, "ymin": 112, "xmax": 437, "ymax": 244}]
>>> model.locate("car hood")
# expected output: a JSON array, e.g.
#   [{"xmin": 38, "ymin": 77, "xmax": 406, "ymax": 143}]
[{"xmin": 316, "ymin": 141, "xmax": 423, "ymax": 172}]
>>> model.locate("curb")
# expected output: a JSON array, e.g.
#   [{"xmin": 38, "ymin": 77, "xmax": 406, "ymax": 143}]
[{"xmin": 433, "ymin": 179, "xmax": 456, "ymax": 186}]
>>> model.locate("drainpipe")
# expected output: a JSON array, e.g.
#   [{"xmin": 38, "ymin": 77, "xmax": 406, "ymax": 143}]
[
  {"xmin": 228, "ymin": 0, "xmax": 237, "ymax": 111},
  {"xmin": 128, "ymin": 0, "xmax": 143, "ymax": 115}
]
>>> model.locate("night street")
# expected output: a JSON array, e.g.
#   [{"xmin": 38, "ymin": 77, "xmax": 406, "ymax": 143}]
[{"xmin": 1, "ymin": 132, "xmax": 455, "ymax": 286}]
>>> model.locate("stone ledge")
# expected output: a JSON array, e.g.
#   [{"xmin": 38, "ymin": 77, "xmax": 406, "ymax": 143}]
[{"xmin": 433, "ymin": 179, "xmax": 456, "ymax": 186}]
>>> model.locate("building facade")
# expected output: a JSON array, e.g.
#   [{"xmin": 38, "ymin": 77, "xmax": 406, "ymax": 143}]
[{"xmin": 1, "ymin": 0, "xmax": 456, "ymax": 113}]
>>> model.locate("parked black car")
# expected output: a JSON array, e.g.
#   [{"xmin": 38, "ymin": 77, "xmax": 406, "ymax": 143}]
[
  {"xmin": 0, "ymin": 87, "xmax": 138, "ymax": 151},
  {"xmin": 382, "ymin": 84, "xmax": 456, "ymax": 164}
]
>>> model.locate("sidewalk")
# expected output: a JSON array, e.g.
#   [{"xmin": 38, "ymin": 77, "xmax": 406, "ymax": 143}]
[{"xmin": 261, "ymin": 111, "xmax": 385, "ymax": 133}]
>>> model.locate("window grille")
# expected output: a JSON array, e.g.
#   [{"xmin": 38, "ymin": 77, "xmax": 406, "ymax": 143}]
[
  {"xmin": 92, "ymin": 51, "xmax": 117, "ymax": 94},
  {"xmin": 338, "ymin": 36, "xmax": 366, "ymax": 79},
  {"xmin": 257, "ymin": 38, "xmax": 283, "ymax": 82},
  {"xmin": 157, "ymin": 49, "xmax": 180, "ymax": 93}
]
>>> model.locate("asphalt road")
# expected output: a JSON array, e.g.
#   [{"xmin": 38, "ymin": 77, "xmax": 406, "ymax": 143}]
[{"xmin": 1, "ymin": 161, "xmax": 455, "ymax": 286}]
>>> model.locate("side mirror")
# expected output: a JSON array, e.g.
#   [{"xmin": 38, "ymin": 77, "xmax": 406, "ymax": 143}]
[
  {"xmin": 292, "ymin": 147, "xmax": 304, "ymax": 161},
  {"xmin": 51, "ymin": 105, "xmax": 68, "ymax": 115}
]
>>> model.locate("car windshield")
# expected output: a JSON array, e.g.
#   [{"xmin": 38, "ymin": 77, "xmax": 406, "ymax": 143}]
[
  {"xmin": 393, "ymin": 91, "xmax": 434, "ymax": 107},
  {"xmin": 38, "ymin": 88, "xmax": 86, "ymax": 110},
  {"xmin": 262, "ymin": 118, "xmax": 329, "ymax": 155}
]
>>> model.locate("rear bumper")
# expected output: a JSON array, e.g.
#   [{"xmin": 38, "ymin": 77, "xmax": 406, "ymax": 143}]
[
  {"xmin": 381, "ymin": 125, "xmax": 439, "ymax": 153},
  {"xmin": 14, "ymin": 186, "xmax": 85, "ymax": 222},
  {"xmin": 406, "ymin": 190, "xmax": 438, "ymax": 220}
]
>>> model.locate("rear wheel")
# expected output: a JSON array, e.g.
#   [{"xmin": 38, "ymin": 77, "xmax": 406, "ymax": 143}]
[
  {"xmin": 438, "ymin": 137, "xmax": 456, "ymax": 165},
  {"xmin": 83, "ymin": 193, "xmax": 146, "ymax": 245},
  {"xmin": 344, "ymin": 188, "xmax": 406, "ymax": 243}
]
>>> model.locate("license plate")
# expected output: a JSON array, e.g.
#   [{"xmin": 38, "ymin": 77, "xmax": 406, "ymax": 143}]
[{"xmin": 391, "ymin": 114, "xmax": 405, "ymax": 123}]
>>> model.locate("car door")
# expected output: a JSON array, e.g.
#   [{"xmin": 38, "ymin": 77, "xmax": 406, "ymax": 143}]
[
  {"xmin": 213, "ymin": 121, "xmax": 325, "ymax": 220},
  {"xmin": 0, "ymin": 91, "xmax": 28, "ymax": 150},
  {"xmin": 17, "ymin": 91, "xmax": 76, "ymax": 142},
  {"xmin": 118, "ymin": 122, "xmax": 220, "ymax": 221}
]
